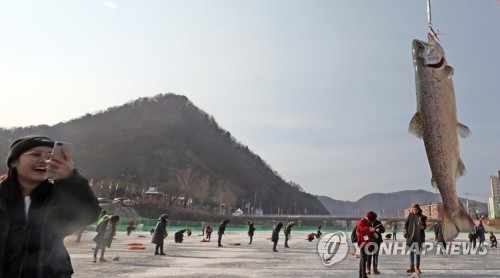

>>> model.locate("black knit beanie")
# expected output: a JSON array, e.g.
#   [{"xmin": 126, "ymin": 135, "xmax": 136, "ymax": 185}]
[{"xmin": 7, "ymin": 135, "xmax": 55, "ymax": 167}]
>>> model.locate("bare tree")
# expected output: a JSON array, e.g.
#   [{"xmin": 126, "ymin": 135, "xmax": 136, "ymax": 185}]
[
  {"xmin": 191, "ymin": 175, "xmax": 210, "ymax": 206},
  {"xmin": 213, "ymin": 180, "xmax": 238, "ymax": 212},
  {"xmin": 176, "ymin": 167, "xmax": 211, "ymax": 208}
]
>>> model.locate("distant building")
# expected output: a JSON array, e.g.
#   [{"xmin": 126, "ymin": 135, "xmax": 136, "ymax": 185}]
[
  {"xmin": 488, "ymin": 197, "xmax": 500, "ymax": 219},
  {"xmin": 490, "ymin": 172, "xmax": 500, "ymax": 201},
  {"xmin": 488, "ymin": 171, "xmax": 500, "ymax": 219},
  {"xmin": 404, "ymin": 202, "xmax": 442, "ymax": 219}
]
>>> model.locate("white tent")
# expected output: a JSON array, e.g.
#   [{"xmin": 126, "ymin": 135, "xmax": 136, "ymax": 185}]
[{"xmin": 233, "ymin": 208, "xmax": 244, "ymax": 216}]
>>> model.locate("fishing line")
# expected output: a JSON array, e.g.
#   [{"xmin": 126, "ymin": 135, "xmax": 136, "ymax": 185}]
[{"xmin": 426, "ymin": 0, "xmax": 439, "ymax": 40}]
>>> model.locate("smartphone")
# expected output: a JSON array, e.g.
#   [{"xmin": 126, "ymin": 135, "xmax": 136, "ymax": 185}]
[{"xmin": 51, "ymin": 141, "xmax": 74, "ymax": 159}]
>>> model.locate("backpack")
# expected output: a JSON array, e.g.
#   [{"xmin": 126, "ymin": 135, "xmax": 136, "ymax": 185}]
[{"xmin": 351, "ymin": 227, "xmax": 357, "ymax": 243}]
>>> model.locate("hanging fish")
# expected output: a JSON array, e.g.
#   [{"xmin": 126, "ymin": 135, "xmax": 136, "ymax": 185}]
[{"xmin": 409, "ymin": 33, "xmax": 474, "ymax": 241}]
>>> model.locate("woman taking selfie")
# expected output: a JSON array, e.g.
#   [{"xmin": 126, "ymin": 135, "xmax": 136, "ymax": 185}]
[{"xmin": 0, "ymin": 135, "xmax": 100, "ymax": 277}]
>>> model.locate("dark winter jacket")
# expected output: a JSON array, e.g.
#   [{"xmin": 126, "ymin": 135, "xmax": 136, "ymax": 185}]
[
  {"xmin": 248, "ymin": 223, "xmax": 255, "ymax": 237},
  {"xmin": 174, "ymin": 229, "xmax": 186, "ymax": 243},
  {"xmin": 0, "ymin": 169, "xmax": 99, "ymax": 278},
  {"xmin": 151, "ymin": 218, "xmax": 167, "ymax": 245},
  {"xmin": 271, "ymin": 223, "xmax": 283, "ymax": 243},
  {"xmin": 371, "ymin": 219, "xmax": 385, "ymax": 244},
  {"xmin": 218, "ymin": 220, "xmax": 229, "ymax": 235},
  {"xmin": 476, "ymin": 225, "xmax": 486, "ymax": 242},
  {"xmin": 404, "ymin": 212, "xmax": 427, "ymax": 246},
  {"xmin": 468, "ymin": 230, "xmax": 478, "ymax": 241},
  {"xmin": 284, "ymin": 222, "xmax": 294, "ymax": 236}
]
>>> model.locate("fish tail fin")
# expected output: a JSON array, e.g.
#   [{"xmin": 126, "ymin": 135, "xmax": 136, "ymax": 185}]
[
  {"xmin": 457, "ymin": 123, "xmax": 471, "ymax": 138},
  {"xmin": 442, "ymin": 202, "xmax": 475, "ymax": 242},
  {"xmin": 409, "ymin": 113, "xmax": 424, "ymax": 138},
  {"xmin": 456, "ymin": 157, "xmax": 466, "ymax": 178}
]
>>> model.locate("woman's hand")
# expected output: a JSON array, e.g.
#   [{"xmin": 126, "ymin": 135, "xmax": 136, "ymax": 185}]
[{"xmin": 47, "ymin": 148, "xmax": 74, "ymax": 180}]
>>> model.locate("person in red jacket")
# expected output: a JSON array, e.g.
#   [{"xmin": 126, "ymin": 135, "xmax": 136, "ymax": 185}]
[{"xmin": 356, "ymin": 211, "xmax": 377, "ymax": 278}]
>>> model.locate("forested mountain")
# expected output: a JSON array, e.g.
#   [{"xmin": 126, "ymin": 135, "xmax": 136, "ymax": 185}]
[
  {"xmin": 0, "ymin": 94, "xmax": 328, "ymax": 215},
  {"xmin": 317, "ymin": 189, "xmax": 487, "ymax": 217}
]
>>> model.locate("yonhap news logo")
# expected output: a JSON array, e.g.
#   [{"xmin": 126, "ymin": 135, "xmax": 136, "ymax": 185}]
[
  {"xmin": 317, "ymin": 232, "xmax": 488, "ymax": 267},
  {"xmin": 355, "ymin": 241, "xmax": 488, "ymax": 256},
  {"xmin": 317, "ymin": 232, "xmax": 349, "ymax": 266}
]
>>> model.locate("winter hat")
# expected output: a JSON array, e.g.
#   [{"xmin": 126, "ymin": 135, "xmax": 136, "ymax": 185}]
[
  {"xmin": 7, "ymin": 135, "xmax": 55, "ymax": 167},
  {"xmin": 365, "ymin": 211, "xmax": 377, "ymax": 222}
]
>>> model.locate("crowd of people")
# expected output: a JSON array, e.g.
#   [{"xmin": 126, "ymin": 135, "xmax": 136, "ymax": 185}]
[
  {"xmin": 86, "ymin": 204, "xmax": 499, "ymax": 278},
  {"xmin": 2, "ymin": 134, "xmax": 498, "ymax": 277},
  {"xmin": 353, "ymin": 204, "xmax": 498, "ymax": 278},
  {"xmin": 86, "ymin": 203, "xmax": 499, "ymax": 278}
]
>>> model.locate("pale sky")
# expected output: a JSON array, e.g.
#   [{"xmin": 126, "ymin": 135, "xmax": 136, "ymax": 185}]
[{"xmin": 1, "ymin": 0, "xmax": 499, "ymax": 203}]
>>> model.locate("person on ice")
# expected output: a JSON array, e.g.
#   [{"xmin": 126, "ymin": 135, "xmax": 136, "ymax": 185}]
[
  {"xmin": 284, "ymin": 221, "xmax": 295, "ymax": 248},
  {"xmin": 217, "ymin": 219, "xmax": 230, "ymax": 247},
  {"xmin": 151, "ymin": 214, "xmax": 168, "ymax": 255},
  {"xmin": 93, "ymin": 214, "xmax": 120, "ymax": 262},
  {"xmin": 489, "ymin": 231, "xmax": 497, "ymax": 248},
  {"xmin": 247, "ymin": 221, "xmax": 256, "ymax": 244},
  {"xmin": 366, "ymin": 215, "xmax": 385, "ymax": 274},
  {"xmin": 271, "ymin": 222, "xmax": 283, "ymax": 252},
  {"xmin": 355, "ymin": 211, "xmax": 377, "ymax": 278},
  {"xmin": 205, "ymin": 225, "xmax": 213, "ymax": 241},
  {"xmin": 404, "ymin": 203, "xmax": 427, "ymax": 274}
]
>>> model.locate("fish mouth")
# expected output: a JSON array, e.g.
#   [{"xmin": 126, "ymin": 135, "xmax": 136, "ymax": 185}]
[
  {"xmin": 427, "ymin": 57, "xmax": 445, "ymax": 68},
  {"xmin": 412, "ymin": 33, "xmax": 445, "ymax": 67}
]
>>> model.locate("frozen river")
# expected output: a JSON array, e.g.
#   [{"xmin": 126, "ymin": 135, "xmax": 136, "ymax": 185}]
[{"xmin": 66, "ymin": 229, "xmax": 500, "ymax": 277}]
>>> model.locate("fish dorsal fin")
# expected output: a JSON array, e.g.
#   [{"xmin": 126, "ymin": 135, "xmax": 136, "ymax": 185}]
[
  {"xmin": 409, "ymin": 112, "xmax": 424, "ymax": 138},
  {"xmin": 456, "ymin": 157, "xmax": 466, "ymax": 178},
  {"xmin": 457, "ymin": 123, "xmax": 471, "ymax": 138}
]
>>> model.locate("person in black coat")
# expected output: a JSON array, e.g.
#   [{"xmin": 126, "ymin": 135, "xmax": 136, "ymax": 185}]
[
  {"xmin": 0, "ymin": 135, "xmax": 100, "ymax": 277},
  {"xmin": 284, "ymin": 222, "xmax": 295, "ymax": 248},
  {"xmin": 476, "ymin": 221, "xmax": 486, "ymax": 246},
  {"xmin": 93, "ymin": 215, "xmax": 120, "ymax": 262},
  {"xmin": 151, "ymin": 214, "xmax": 168, "ymax": 255},
  {"xmin": 489, "ymin": 231, "xmax": 497, "ymax": 248},
  {"xmin": 271, "ymin": 222, "xmax": 283, "ymax": 252},
  {"xmin": 217, "ymin": 219, "xmax": 230, "ymax": 247},
  {"xmin": 366, "ymin": 218, "xmax": 385, "ymax": 274},
  {"xmin": 404, "ymin": 204, "xmax": 427, "ymax": 274},
  {"xmin": 174, "ymin": 229, "xmax": 191, "ymax": 243},
  {"xmin": 247, "ymin": 221, "xmax": 256, "ymax": 244}
]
